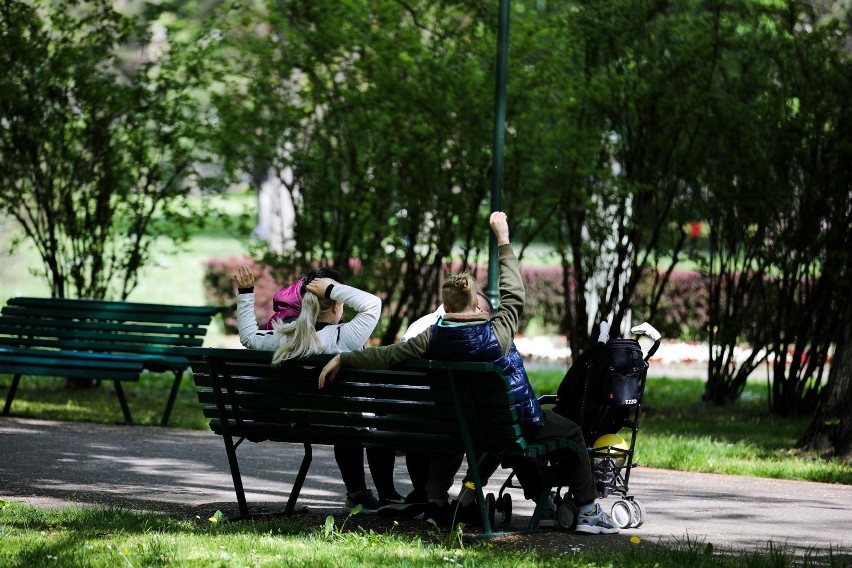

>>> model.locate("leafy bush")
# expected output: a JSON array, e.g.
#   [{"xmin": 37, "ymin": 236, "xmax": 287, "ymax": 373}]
[{"xmin": 632, "ymin": 270, "xmax": 709, "ymax": 341}]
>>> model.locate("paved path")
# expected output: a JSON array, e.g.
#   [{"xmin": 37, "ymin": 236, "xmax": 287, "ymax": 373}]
[{"xmin": 2, "ymin": 417, "xmax": 850, "ymax": 559}]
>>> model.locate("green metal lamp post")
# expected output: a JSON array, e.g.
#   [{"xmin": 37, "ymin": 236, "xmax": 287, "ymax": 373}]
[{"xmin": 485, "ymin": 0, "xmax": 511, "ymax": 308}]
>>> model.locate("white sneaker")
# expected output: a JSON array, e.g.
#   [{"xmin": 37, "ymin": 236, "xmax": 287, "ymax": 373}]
[{"xmin": 574, "ymin": 503, "xmax": 620, "ymax": 534}]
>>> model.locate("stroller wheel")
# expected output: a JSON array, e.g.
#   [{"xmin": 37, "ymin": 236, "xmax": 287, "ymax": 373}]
[
  {"xmin": 557, "ymin": 501, "xmax": 578, "ymax": 531},
  {"xmin": 630, "ymin": 499, "xmax": 646, "ymax": 528},
  {"xmin": 485, "ymin": 493, "xmax": 497, "ymax": 527},
  {"xmin": 611, "ymin": 500, "xmax": 634, "ymax": 529},
  {"xmin": 499, "ymin": 494, "xmax": 512, "ymax": 524}
]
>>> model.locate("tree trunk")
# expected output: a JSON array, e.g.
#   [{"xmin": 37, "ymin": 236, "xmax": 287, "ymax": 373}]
[{"xmin": 798, "ymin": 303, "xmax": 852, "ymax": 461}]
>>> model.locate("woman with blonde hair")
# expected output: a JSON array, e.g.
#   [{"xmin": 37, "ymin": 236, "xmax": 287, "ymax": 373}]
[{"xmin": 234, "ymin": 266, "xmax": 402, "ymax": 513}]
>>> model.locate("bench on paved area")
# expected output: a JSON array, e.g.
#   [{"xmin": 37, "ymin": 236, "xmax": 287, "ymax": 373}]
[
  {"xmin": 0, "ymin": 296, "xmax": 224, "ymax": 426},
  {"xmin": 179, "ymin": 347, "xmax": 582, "ymax": 536}
]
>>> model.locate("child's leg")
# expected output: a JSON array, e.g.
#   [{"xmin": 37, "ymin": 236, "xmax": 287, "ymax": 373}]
[
  {"xmin": 457, "ymin": 455, "xmax": 501, "ymax": 504},
  {"xmin": 426, "ymin": 451, "xmax": 464, "ymax": 503}
]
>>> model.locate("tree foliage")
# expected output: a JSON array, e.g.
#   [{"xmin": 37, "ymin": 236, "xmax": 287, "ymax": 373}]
[
  {"xmin": 698, "ymin": 1, "xmax": 852, "ymax": 411},
  {"xmin": 210, "ymin": 0, "xmax": 496, "ymax": 342},
  {"xmin": 504, "ymin": 0, "xmax": 714, "ymax": 354},
  {"xmin": 0, "ymin": 0, "xmax": 218, "ymax": 299}
]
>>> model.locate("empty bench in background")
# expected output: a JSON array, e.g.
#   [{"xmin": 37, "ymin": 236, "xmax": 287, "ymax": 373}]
[
  {"xmin": 180, "ymin": 347, "xmax": 583, "ymax": 537},
  {"xmin": 0, "ymin": 296, "xmax": 223, "ymax": 425}
]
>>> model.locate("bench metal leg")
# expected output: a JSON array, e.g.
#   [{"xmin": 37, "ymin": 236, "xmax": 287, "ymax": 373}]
[
  {"xmin": 223, "ymin": 432, "xmax": 250, "ymax": 519},
  {"xmin": 2, "ymin": 374, "xmax": 22, "ymax": 415},
  {"xmin": 113, "ymin": 381, "xmax": 133, "ymax": 424},
  {"xmin": 285, "ymin": 443, "xmax": 312, "ymax": 514},
  {"xmin": 160, "ymin": 370, "xmax": 183, "ymax": 427},
  {"xmin": 526, "ymin": 489, "xmax": 552, "ymax": 531}
]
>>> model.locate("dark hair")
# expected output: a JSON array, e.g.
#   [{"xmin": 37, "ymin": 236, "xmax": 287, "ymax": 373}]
[
  {"xmin": 476, "ymin": 291, "xmax": 494, "ymax": 316},
  {"xmin": 300, "ymin": 267, "xmax": 344, "ymax": 296}
]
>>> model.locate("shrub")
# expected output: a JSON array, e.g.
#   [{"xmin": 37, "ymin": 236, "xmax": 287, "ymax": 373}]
[{"xmin": 631, "ymin": 269, "xmax": 709, "ymax": 341}]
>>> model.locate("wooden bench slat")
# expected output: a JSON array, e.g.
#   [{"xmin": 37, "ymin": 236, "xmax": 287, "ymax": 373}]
[
  {"xmin": 1, "ymin": 305, "xmax": 216, "ymax": 325},
  {"xmin": 8, "ymin": 296, "xmax": 224, "ymax": 316},
  {"xmin": 0, "ymin": 349, "xmax": 144, "ymax": 379},
  {"xmin": 194, "ymin": 390, "xmax": 515, "ymax": 418},
  {"xmin": 0, "ymin": 328, "xmax": 207, "ymax": 345},
  {"xmin": 0, "ymin": 337, "xmax": 204, "ymax": 356},
  {"xmin": 197, "ymin": 400, "xmax": 521, "ymax": 433},
  {"xmin": 191, "ymin": 374, "xmax": 512, "ymax": 405},
  {"xmin": 0, "ymin": 317, "xmax": 208, "ymax": 336}
]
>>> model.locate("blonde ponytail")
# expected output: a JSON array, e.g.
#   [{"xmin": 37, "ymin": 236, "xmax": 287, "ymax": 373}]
[{"xmin": 271, "ymin": 292, "xmax": 323, "ymax": 364}]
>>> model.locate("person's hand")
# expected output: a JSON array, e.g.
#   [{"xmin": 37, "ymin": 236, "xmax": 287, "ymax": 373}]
[
  {"xmin": 489, "ymin": 211, "xmax": 510, "ymax": 245},
  {"xmin": 318, "ymin": 354, "xmax": 341, "ymax": 389},
  {"xmin": 306, "ymin": 277, "xmax": 338, "ymax": 298},
  {"xmin": 234, "ymin": 266, "xmax": 255, "ymax": 289}
]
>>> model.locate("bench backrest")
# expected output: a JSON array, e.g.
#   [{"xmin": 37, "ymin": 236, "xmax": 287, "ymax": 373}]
[
  {"xmin": 183, "ymin": 348, "xmax": 531, "ymax": 458},
  {"xmin": 0, "ymin": 296, "xmax": 222, "ymax": 357}
]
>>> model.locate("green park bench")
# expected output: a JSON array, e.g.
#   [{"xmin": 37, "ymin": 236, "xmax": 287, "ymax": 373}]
[
  {"xmin": 179, "ymin": 347, "xmax": 583, "ymax": 536},
  {"xmin": 0, "ymin": 296, "xmax": 224, "ymax": 426}
]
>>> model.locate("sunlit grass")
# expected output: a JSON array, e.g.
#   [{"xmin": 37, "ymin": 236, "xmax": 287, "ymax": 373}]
[
  {"xmin": 0, "ymin": 373, "xmax": 210, "ymax": 430},
  {"xmin": 1, "ymin": 501, "xmax": 847, "ymax": 568}
]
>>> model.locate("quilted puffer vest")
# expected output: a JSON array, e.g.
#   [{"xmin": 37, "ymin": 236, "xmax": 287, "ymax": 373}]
[{"xmin": 425, "ymin": 320, "xmax": 544, "ymax": 427}]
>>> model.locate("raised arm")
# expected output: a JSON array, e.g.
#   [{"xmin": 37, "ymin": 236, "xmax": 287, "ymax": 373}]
[
  {"xmin": 305, "ymin": 278, "xmax": 382, "ymax": 351},
  {"xmin": 488, "ymin": 212, "xmax": 525, "ymax": 355},
  {"xmin": 234, "ymin": 266, "xmax": 279, "ymax": 351}
]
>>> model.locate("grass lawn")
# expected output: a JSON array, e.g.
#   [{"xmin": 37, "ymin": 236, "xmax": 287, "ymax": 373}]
[{"xmin": 1, "ymin": 500, "xmax": 847, "ymax": 568}]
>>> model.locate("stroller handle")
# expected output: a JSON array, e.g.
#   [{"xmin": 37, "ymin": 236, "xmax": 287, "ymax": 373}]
[
  {"xmin": 630, "ymin": 322, "xmax": 662, "ymax": 362},
  {"xmin": 644, "ymin": 338, "xmax": 661, "ymax": 362}
]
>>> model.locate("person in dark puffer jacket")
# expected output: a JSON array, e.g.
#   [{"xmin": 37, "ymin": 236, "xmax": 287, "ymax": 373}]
[{"xmin": 318, "ymin": 212, "xmax": 619, "ymax": 534}]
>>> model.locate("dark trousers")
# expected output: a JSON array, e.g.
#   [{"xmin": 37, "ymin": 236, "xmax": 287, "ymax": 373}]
[{"xmin": 334, "ymin": 444, "xmax": 397, "ymax": 500}]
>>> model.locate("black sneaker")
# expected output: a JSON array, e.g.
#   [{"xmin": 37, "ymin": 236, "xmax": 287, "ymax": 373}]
[
  {"xmin": 451, "ymin": 500, "xmax": 482, "ymax": 527},
  {"xmin": 378, "ymin": 490, "xmax": 427, "ymax": 519},
  {"xmin": 344, "ymin": 489, "xmax": 380, "ymax": 514},
  {"xmin": 422, "ymin": 501, "xmax": 452, "ymax": 526}
]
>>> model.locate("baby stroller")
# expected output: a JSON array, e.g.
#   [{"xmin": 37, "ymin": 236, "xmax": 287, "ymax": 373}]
[{"xmin": 485, "ymin": 322, "xmax": 661, "ymax": 531}]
